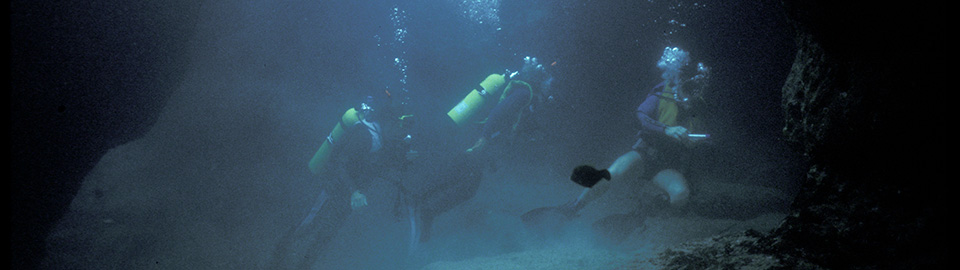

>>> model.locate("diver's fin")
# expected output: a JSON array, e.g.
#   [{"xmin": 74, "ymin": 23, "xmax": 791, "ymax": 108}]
[
  {"xmin": 407, "ymin": 206, "xmax": 420, "ymax": 253},
  {"xmin": 295, "ymin": 188, "xmax": 330, "ymax": 235}
]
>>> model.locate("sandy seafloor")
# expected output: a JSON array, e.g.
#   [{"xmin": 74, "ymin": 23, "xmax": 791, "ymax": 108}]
[
  {"xmin": 411, "ymin": 164, "xmax": 787, "ymax": 270},
  {"xmin": 46, "ymin": 132, "xmax": 789, "ymax": 270}
]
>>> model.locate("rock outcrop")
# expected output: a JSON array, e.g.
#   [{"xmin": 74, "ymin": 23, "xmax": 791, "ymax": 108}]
[
  {"xmin": 11, "ymin": 2, "xmax": 200, "ymax": 268},
  {"xmin": 654, "ymin": 1, "xmax": 945, "ymax": 269}
]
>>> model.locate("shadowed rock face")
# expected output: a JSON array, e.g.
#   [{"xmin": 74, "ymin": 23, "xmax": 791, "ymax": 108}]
[
  {"xmin": 653, "ymin": 1, "xmax": 945, "ymax": 269},
  {"xmin": 12, "ymin": 2, "xmax": 200, "ymax": 268},
  {"xmin": 774, "ymin": 1, "xmax": 944, "ymax": 269}
]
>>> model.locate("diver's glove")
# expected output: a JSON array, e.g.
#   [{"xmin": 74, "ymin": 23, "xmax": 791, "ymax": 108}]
[
  {"xmin": 466, "ymin": 137, "xmax": 487, "ymax": 154},
  {"xmin": 351, "ymin": 190, "xmax": 368, "ymax": 210},
  {"xmin": 664, "ymin": 126, "xmax": 689, "ymax": 141}
]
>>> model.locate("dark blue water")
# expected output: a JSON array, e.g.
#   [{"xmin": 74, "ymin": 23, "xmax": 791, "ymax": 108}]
[{"xmin": 32, "ymin": 1, "xmax": 799, "ymax": 269}]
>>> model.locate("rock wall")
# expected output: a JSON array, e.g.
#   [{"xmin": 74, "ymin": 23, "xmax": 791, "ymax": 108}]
[
  {"xmin": 774, "ymin": 1, "xmax": 945, "ymax": 269},
  {"xmin": 653, "ymin": 1, "xmax": 945, "ymax": 269},
  {"xmin": 11, "ymin": 2, "xmax": 200, "ymax": 268}
]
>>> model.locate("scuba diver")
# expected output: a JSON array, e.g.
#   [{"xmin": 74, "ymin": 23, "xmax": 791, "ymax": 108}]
[
  {"xmin": 409, "ymin": 55, "xmax": 555, "ymax": 243},
  {"xmin": 453, "ymin": 56, "xmax": 555, "ymax": 154},
  {"xmin": 522, "ymin": 47, "xmax": 711, "ymax": 242},
  {"xmin": 271, "ymin": 95, "xmax": 412, "ymax": 269}
]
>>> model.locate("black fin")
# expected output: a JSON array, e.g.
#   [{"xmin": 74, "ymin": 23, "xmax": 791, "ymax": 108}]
[{"xmin": 600, "ymin": 169, "xmax": 611, "ymax": 180}]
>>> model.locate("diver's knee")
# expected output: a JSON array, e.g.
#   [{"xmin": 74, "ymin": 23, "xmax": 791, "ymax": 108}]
[{"xmin": 652, "ymin": 169, "xmax": 689, "ymax": 207}]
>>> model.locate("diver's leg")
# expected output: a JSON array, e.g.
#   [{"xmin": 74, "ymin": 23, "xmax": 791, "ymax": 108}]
[
  {"xmin": 297, "ymin": 195, "xmax": 350, "ymax": 269},
  {"xmin": 270, "ymin": 187, "xmax": 332, "ymax": 269},
  {"xmin": 586, "ymin": 148, "xmax": 651, "ymax": 243},
  {"xmin": 414, "ymin": 154, "xmax": 484, "ymax": 243},
  {"xmin": 608, "ymin": 150, "xmax": 642, "ymax": 180},
  {"xmin": 269, "ymin": 221, "xmax": 299, "ymax": 269},
  {"xmin": 270, "ymin": 185, "xmax": 351, "ymax": 270},
  {"xmin": 575, "ymin": 150, "xmax": 643, "ymax": 208},
  {"xmin": 651, "ymin": 169, "xmax": 690, "ymax": 207}
]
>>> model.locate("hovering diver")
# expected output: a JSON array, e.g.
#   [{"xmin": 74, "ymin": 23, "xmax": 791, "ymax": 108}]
[
  {"xmin": 271, "ymin": 95, "xmax": 412, "ymax": 269},
  {"xmin": 523, "ymin": 47, "xmax": 713, "ymax": 243},
  {"xmin": 409, "ymin": 55, "xmax": 556, "ymax": 243},
  {"xmin": 448, "ymin": 55, "xmax": 555, "ymax": 154}
]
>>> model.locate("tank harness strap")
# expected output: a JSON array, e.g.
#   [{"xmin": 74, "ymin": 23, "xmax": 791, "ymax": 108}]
[
  {"xmin": 506, "ymin": 80, "xmax": 534, "ymax": 129},
  {"xmin": 325, "ymin": 134, "xmax": 336, "ymax": 145},
  {"xmin": 476, "ymin": 84, "xmax": 488, "ymax": 97},
  {"xmin": 472, "ymin": 84, "xmax": 492, "ymax": 126}
]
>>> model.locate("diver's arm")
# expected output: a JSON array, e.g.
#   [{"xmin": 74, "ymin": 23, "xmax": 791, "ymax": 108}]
[
  {"xmin": 637, "ymin": 92, "xmax": 687, "ymax": 141},
  {"xmin": 636, "ymin": 94, "xmax": 667, "ymax": 134},
  {"xmin": 335, "ymin": 126, "xmax": 371, "ymax": 210},
  {"xmin": 481, "ymin": 89, "xmax": 530, "ymax": 139},
  {"xmin": 469, "ymin": 89, "xmax": 529, "ymax": 153},
  {"xmin": 334, "ymin": 162, "xmax": 368, "ymax": 210},
  {"xmin": 344, "ymin": 165, "xmax": 368, "ymax": 210},
  {"xmin": 334, "ymin": 153, "xmax": 368, "ymax": 210}
]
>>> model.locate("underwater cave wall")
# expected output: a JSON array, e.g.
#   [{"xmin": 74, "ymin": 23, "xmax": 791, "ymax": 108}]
[
  {"xmin": 11, "ymin": 1, "xmax": 201, "ymax": 268},
  {"xmin": 775, "ymin": 1, "xmax": 945, "ymax": 268}
]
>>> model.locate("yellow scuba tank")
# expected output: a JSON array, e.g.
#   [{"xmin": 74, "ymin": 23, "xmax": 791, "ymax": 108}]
[
  {"xmin": 446, "ymin": 73, "xmax": 507, "ymax": 127},
  {"xmin": 308, "ymin": 107, "xmax": 362, "ymax": 175}
]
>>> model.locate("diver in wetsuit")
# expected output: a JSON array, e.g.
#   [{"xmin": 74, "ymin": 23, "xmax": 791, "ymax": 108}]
[
  {"xmin": 561, "ymin": 47, "xmax": 711, "ymax": 241},
  {"xmin": 272, "ymin": 95, "xmax": 410, "ymax": 269},
  {"xmin": 410, "ymin": 56, "xmax": 555, "ymax": 243},
  {"xmin": 460, "ymin": 56, "xmax": 554, "ymax": 154}
]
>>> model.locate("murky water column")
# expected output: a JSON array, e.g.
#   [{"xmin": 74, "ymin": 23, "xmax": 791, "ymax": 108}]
[
  {"xmin": 390, "ymin": 6, "xmax": 410, "ymax": 108},
  {"xmin": 385, "ymin": 5, "xmax": 421, "ymax": 255},
  {"xmin": 458, "ymin": 0, "xmax": 501, "ymax": 32}
]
